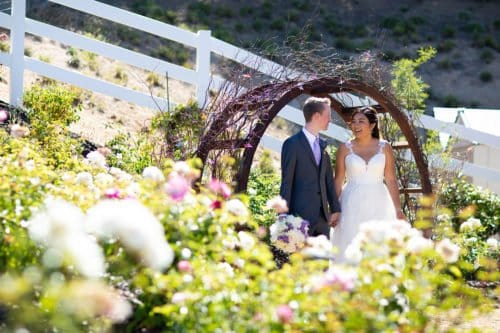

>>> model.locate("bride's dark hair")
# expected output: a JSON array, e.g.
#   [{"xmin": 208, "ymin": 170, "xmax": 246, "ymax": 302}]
[{"xmin": 352, "ymin": 106, "xmax": 380, "ymax": 139}]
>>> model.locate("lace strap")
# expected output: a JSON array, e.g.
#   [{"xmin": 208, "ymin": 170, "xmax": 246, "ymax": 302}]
[
  {"xmin": 346, "ymin": 140, "xmax": 354, "ymax": 153},
  {"xmin": 378, "ymin": 140, "xmax": 386, "ymax": 153}
]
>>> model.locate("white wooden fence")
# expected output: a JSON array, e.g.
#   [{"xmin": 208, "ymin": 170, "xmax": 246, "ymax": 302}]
[{"xmin": 0, "ymin": 0, "xmax": 499, "ymax": 184}]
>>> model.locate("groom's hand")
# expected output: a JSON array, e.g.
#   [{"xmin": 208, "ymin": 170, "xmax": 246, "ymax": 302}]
[{"xmin": 329, "ymin": 212, "xmax": 340, "ymax": 227}]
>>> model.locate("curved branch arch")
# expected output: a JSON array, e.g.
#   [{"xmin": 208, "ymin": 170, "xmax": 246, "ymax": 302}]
[{"xmin": 195, "ymin": 77, "xmax": 431, "ymax": 195}]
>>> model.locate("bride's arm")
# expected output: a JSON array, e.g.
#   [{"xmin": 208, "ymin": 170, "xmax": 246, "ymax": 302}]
[
  {"xmin": 383, "ymin": 144, "xmax": 405, "ymax": 220},
  {"xmin": 334, "ymin": 144, "xmax": 348, "ymax": 199}
]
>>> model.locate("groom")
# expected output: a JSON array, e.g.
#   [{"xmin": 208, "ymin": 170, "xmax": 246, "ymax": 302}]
[{"xmin": 280, "ymin": 97, "xmax": 341, "ymax": 238}]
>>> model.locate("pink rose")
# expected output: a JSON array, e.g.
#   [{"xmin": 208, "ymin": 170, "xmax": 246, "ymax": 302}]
[
  {"xmin": 104, "ymin": 188, "xmax": 121, "ymax": 199},
  {"xmin": 257, "ymin": 226, "xmax": 267, "ymax": 239},
  {"xmin": 276, "ymin": 304, "xmax": 293, "ymax": 324},
  {"xmin": 253, "ymin": 312, "xmax": 263, "ymax": 321},
  {"xmin": 323, "ymin": 268, "xmax": 357, "ymax": 292},
  {"xmin": 208, "ymin": 178, "xmax": 231, "ymax": 198},
  {"xmin": 177, "ymin": 260, "xmax": 192, "ymax": 272},
  {"xmin": 0, "ymin": 109, "xmax": 8, "ymax": 123},
  {"xmin": 164, "ymin": 173, "xmax": 190, "ymax": 201},
  {"xmin": 210, "ymin": 200, "xmax": 222, "ymax": 210}
]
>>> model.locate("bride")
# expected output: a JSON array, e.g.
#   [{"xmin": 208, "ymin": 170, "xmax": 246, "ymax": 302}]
[{"xmin": 330, "ymin": 106, "xmax": 405, "ymax": 263}]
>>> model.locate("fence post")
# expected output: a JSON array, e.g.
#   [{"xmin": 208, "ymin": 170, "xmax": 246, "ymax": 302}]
[
  {"xmin": 10, "ymin": 0, "xmax": 26, "ymax": 107},
  {"xmin": 195, "ymin": 30, "xmax": 211, "ymax": 107}
]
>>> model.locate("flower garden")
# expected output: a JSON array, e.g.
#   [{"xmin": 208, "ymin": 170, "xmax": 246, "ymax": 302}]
[{"xmin": 0, "ymin": 82, "xmax": 498, "ymax": 332}]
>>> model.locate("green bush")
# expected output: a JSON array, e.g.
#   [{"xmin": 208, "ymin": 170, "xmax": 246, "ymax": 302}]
[
  {"xmin": 0, "ymin": 132, "xmax": 54, "ymax": 269},
  {"xmin": 106, "ymin": 132, "xmax": 154, "ymax": 174},
  {"xmin": 66, "ymin": 47, "xmax": 81, "ymax": 69},
  {"xmin": 23, "ymin": 84, "xmax": 83, "ymax": 168},
  {"xmin": 270, "ymin": 19, "xmax": 285, "ymax": 31},
  {"xmin": 479, "ymin": 71, "xmax": 493, "ymax": 82},
  {"xmin": 186, "ymin": 2, "xmax": 211, "ymax": 24},
  {"xmin": 116, "ymin": 26, "xmax": 142, "ymax": 46},
  {"xmin": 24, "ymin": 47, "xmax": 33, "ymax": 57},
  {"xmin": 0, "ymin": 40, "xmax": 8, "ymax": 52},
  {"xmin": 442, "ymin": 94, "xmax": 462, "ymax": 107},
  {"xmin": 214, "ymin": 5, "xmax": 233, "ymax": 18},
  {"xmin": 150, "ymin": 100, "xmax": 206, "ymax": 161},
  {"xmin": 494, "ymin": 19, "xmax": 500, "ymax": 30},
  {"xmin": 247, "ymin": 169, "xmax": 281, "ymax": 228},
  {"xmin": 335, "ymin": 37, "xmax": 357, "ymax": 52},
  {"xmin": 409, "ymin": 16, "xmax": 426, "ymax": 25},
  {"xmin": 437, "ymin": 40, "xmax": 455, "ymax": 52},
  {"xmin": 252, "ymin": 19, "xmax": 263, "ymax": 32},
  {"xmin": 462, "ymin": 22, "xmax": 484, "ymax": 34},
  {"xmin": 213, "ymin": 26, "xmax": 235, "ymax": 44},
  {"xmin": 38, "ymin": 55, "xmax": 51, "ymax": 63},
  {"xmin": 381, "ymin": 16, "xmax": 400, "ymax": 29},
  {"xmin": 457, "ymin": 11, "xmax": 471, "ymax": 22},
  {"xmin": 146, "ymin": 72, "xmax": 162, "ymax": 87},
  {"xmin": 291, "ymin": 0, "xmax": 311, "ymax": 11},
  {"xmin": 151, "ymin": 42, "xmax": 191, "ymax": 67},
  {"xmin": 441, "ymin": 25, "xmax": 456, "ymax": 38},
  {"xmin": 437, "ymin": 59, "xmax": 452, "ymax": 70},
  {"xmin": 480, "ymin": 49, "xmax": 494, "ymax": 64},
  {"xmin": 234, "ymin": 22, "xmax": 244, "ymax": 33},
  {"xmin": 239, "ymin": 6, "xmax": 254, "ymax": 16},
  {"xmin": 439, "ymin": 179, "xmax": 499, "ymax": 238}
]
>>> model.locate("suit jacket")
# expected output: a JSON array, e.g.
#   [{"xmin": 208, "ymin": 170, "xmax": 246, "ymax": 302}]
[{"xmin": 280, "ymin": 130, "xmax": 341, "ymax": 227}]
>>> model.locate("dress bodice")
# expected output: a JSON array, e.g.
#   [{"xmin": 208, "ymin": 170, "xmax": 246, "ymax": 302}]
[{"xmin": 344, "ymin": 140, "xmax": 386, "ymax": 184}]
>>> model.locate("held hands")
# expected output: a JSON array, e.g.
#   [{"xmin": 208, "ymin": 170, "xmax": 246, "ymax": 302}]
[
  {"xmin": 329, "ymin": 212, "xmax": 340, "ymax": 227},
  {"xmin": 396, "ymin": 209, "xmax": 406, "ymax": 221}
]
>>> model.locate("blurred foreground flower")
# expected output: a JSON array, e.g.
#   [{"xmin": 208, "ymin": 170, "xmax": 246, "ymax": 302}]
[
  {"xmin": 301, "ymin": 235, "xmax": 334, "ymax": 259},
  {"xmin": 459, "ymin": 217, "xmax": 482, "ymax": 232},
  {"xmin": 0, "ymin": 108, "xmax": 8, "ymax": 122},
  {"xmin": 486, "ymin": 237, "xmax": 498, "ymax": 250},
  {"xmin": 276, "ymin": 304, "xmax": 293, "ymax": 324},
  {"xmin": 344, "ymin": 219, "xmax": 429, "ymax": 265},
  {"xmin": 173, "ymin": 161, "xmax": 200, "ymax": 181},
  {"xmin": 142, "ymin": 166, "xmax": 165, "ymax": 182},
  {"xmin": 435, "ymin": 238, "xmax": 460, "ymax": 263},
  {"xmin": 225, "ymin": 199, "xmax": 248, "ymax": 216},
  {"xmin": 311, "ymin": 266, "xmax": 357, "ymax": 292},
  {"xmin": 10, "ymin": 124, "xmax": 30, "ymax": 138},
  {"xmin": 86, "ymin": 199, "xmax": 174, "ymax": 271},
  {"xmin": 164, "ymin": 172, "xmax": 190, "ymax": 201},
  {"xmin": 208, "ymin": 178, "xmax": 232, "ymax": 198},
  {"xmin": 85, "ymin": 151, "xmax": 107, "ymax": 169},
  {"xmin": 265, "ymin": 195, "xmax": 288, "ymax": 214},
  {"xmin": 62, "ymin": 280, "xmax": 132, "ymax": 323},
  {"xmin": 75, "ymin": 171, "xmax": 93, "ymax": 186},
  {"xmin": 27, "ymin": 199, "xmax": 105, "ymax": 278}
]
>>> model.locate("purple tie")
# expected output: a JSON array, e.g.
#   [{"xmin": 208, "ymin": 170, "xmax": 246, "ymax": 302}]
[{"xmin": 313, "ymin": 137, "xmax": 321, "ymax": 165}]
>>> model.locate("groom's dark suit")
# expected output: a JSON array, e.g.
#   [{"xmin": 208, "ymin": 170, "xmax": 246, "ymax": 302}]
[{"xmin": 280, "ymin": 130, "xmax": 341, "ymax": 238}]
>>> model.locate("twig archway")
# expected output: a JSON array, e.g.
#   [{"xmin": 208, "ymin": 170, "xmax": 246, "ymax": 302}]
[{"xmin": 195, "ymin": 77, "xmax": 431, "ymax": 195}]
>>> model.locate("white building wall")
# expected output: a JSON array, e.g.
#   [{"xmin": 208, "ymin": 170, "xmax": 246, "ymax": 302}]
[{"xmin": 472, "ymin": 145, "xmax": 500, "ymax": 195}]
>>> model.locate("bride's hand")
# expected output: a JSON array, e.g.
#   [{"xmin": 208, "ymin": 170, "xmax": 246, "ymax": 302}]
[
  {"xmin": 329, "ymin": 212, "xmax": 340, "ymax": 227},
  {"xmin": 396, "ymin": 209, "xmax": 406, "ymax": 221}
]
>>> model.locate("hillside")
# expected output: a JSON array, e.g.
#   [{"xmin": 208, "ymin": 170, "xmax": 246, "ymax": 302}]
[{"xmin": 32, "ymin": 0, "xmax": 500, "ymax": 108}]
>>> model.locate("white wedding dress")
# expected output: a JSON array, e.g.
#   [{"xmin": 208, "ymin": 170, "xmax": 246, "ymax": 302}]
[{"xmin": 331, "ymin": 140, "xmax": 396, "ymax": 263}]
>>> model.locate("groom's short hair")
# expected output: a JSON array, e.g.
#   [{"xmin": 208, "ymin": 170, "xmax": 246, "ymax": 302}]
[{"xmin": 303, "ymin": 97, "xmax": 331, "ymax": 122}]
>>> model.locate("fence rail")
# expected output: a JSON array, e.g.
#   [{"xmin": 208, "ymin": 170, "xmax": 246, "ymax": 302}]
[{"xmin": 0, "ymin": 0, "xmax": 499, "ymax": 185}]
